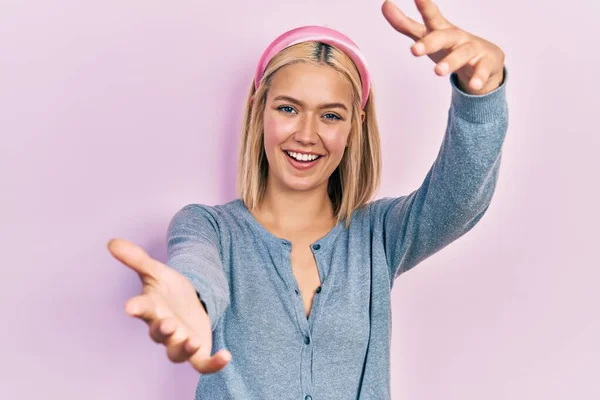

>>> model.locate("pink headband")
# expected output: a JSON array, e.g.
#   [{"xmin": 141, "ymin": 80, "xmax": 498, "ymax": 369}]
[{"xmin": 254, "ymin": 25, "xmax": 371, "ymax": 109}]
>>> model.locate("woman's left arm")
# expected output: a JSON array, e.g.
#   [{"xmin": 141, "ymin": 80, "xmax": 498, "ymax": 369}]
[{"xmin": 373, "ymin": 1, "xmax": 509, "ymax": 281}]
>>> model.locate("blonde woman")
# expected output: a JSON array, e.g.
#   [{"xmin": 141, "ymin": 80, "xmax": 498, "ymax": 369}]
[{"xmin": 108, "ymin": 1, "xmax": 508, "ymax": 398}]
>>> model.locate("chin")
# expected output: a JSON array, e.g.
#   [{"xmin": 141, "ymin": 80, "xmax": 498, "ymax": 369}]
[
  {"xmin": 283, "ymin": 179, "xmax": 321, "ymax": 192},
  {"xmin": 279, "ymin": 174, "xmax": 328, "ymax": 193}
]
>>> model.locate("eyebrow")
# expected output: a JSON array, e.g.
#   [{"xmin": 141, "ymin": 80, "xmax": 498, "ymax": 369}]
[{"xmin": 273, "ymin": 95, "xmax": 349, "ymax": 112}]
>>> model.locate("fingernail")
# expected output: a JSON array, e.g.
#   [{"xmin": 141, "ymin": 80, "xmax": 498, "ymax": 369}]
[
  {"xmin": 471, "ymin": 78, "xmax": 482, "ymax": 89},
  {"xmin": 413, "ymin": 43, "xmax": 425, "ymax": 55},
  {"xmin": 437, "ymin": 63, "xmax": 449, "ymax": 75},
  {"xmin": 125, "ymin": 303, "xmax": 137, "ymax": 316}
]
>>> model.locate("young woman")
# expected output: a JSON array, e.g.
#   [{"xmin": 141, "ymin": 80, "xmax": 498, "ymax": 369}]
[{"xmin": 108, "ymin": 1, "xmax": 508, "ymax": 398}]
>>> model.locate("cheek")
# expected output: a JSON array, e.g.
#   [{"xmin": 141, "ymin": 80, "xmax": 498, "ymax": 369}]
[
  {"xmin": 263, "ymin": 114, "xmax": 295, "ymax": 149},
  {"xmin": 320, "ymin": 126, "xmax": 351, "ymax": 155}
]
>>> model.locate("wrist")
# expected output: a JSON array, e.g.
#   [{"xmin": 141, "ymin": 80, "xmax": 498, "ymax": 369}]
[{"xmin": 457, "ymin": 66, "xmax": 505, "ymax": 95}]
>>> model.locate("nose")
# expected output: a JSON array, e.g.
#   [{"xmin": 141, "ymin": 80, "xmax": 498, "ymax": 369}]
[{"xmin": 292, "ymin": 113, "xmax": 319, "ymax": 146}]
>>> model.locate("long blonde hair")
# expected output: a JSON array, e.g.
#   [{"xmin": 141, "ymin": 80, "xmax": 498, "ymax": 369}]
[{"xmin": 237, "ymin": 41, "xmax": 381, "ymax": 227}]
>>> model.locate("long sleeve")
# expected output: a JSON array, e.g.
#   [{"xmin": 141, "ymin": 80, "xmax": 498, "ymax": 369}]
[
  {"xmin": 370, "ymin": 66, "xmax": 509, "ymax": 283},
  {"xmin": 166, "ymin": 204, "xmax": 230, "ymax": 330}
]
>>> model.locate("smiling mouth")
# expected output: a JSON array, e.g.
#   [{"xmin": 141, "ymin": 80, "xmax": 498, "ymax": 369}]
[{"xmin": 284, "ymin": 150, "xmax": 323, "ymax": 163}]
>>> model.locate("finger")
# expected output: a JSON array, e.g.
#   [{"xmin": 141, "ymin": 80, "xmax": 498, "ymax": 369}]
[
  {"xmin": 411, "ymin": 28, "xmax": 467, "ymax": 57},
  {"xmin": 382, "ymin": 0, "xmax": 426, "ymax": 41},
  {"xmin": 469, "ymin": 55, "xmax": 495, "ymax": 91},
  {"xmin": 166, "ymin": 334, "xmax": 205, "ymax": 363},
  {"xmin": 107, "ymin": 238, "xmax": 161, "ymax": 281},
  {"xmin": 434, "ymin": 41, "xmax": 480, "ymax": 76},
  {"xmin": 149, "ymin": 317, "xmax": 177, "ymax": 344},
  {"xmin": 155, "ymin": 317, "xmax": 203, "ymax": 363},
  {"xmin": 125, "ymin": 294, "xmax": 158, "ymax": 324},
  {"xmin": 414, "ymin": 0, "xmax": 451, "ymax": 31},
  {"xmin": 189, "ymin": 349, "xmax": 232, "ymax": 374},
  {"xmin": 183, "ymin": 336, "xmax": 203, "ymax": 355},
  {"xmin": 149, "ymin": 316, "xmax": 205, "ymax": 363}
]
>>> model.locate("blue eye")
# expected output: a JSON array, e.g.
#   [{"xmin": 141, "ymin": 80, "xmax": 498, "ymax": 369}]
[
  {"xmin": 278, "ymin": 106, "xmax": 296, "ymax": 114},
  {"xmin": 277, "ymin": 106, "xmax": 341, "ymax": 121}
]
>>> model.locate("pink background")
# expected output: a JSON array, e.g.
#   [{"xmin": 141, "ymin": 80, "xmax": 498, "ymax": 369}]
[{"xmin": 1, "ymin": 0, "xmax": 599, "ymax": 398}]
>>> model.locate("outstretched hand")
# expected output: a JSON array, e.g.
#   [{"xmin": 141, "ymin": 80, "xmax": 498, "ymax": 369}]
[
  {"xmin": 108, "ymin": 238, "xmax": 231, "ymax": 374},
  {"xmin": 382, "ymin": 0, "xmax": 505, "ymax": 95}
]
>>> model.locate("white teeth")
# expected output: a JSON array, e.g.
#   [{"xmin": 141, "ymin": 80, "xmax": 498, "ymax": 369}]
[{"xmin": 286, "ymin": 151, "xmax": 319, "ymax": 162}]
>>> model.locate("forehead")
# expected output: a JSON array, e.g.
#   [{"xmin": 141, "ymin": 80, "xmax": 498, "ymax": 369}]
[{"xmin": 268, "ymin": 63, "xmax": 354, "ymax": 105}]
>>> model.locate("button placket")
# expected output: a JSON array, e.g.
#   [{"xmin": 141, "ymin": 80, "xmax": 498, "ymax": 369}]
[
  {"xmin": 281, "ymin": 240, "xmax": 310, "ymax": 339},
  {"xmin": 308, "ymin": 242, "xmax": 326, "ymax": 333}
]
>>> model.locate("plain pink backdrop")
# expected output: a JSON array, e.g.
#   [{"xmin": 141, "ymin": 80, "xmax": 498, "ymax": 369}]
[{"xmin": 1, "ymin": 0, "xmax": 598, "ymax": 399}]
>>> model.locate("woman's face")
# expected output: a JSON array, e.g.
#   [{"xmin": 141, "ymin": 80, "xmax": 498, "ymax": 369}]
[{"xmin": 262, "ymin": 62, "xmax": 360, "ymax": 194}]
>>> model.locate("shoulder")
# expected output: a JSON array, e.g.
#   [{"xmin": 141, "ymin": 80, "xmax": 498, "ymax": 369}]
[
  {"xmin": 336, "ymin": 197, "xmax": 403, "ymax": 232},
  {"xmin": 366, "ymin": 195, "xmax": 412, "ymax": 218},
  {"xmin": 172, "ymin": 199, "xmax": 243, "ymax": 219},
  {"xmin": 168, "ymin": 199, "xmax": 245, "ymax": 237}
]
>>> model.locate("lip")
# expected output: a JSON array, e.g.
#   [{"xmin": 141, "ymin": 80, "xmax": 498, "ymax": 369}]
[{"xmin": 282, "ymin": 149, "xmax": 322, "ymax": 171}]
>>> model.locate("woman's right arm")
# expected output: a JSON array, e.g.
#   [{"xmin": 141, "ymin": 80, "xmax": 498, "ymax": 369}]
[{"xmin": 166, "ymin": 204, "xmax": 231, "ymax": 331}]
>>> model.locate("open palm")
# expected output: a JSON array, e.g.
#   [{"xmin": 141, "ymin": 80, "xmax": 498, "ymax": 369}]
[{"xmin": 108, "ymin": 238, "xmax": 231, "ymax": 374}]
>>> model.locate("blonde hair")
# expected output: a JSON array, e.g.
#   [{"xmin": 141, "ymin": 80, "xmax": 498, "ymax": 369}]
[{"xmin": 237, "ymin": 41, "xmax": 381, "ymax": 227}]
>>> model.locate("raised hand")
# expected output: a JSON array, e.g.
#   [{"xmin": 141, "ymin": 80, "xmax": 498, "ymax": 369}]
[
  {"xmin": 382, "ymin": 0, "xmax": 505, "ymax": 95},
  {"xmin": 108, "ymin": 238, "xmax": 231, "ymax": 374}
]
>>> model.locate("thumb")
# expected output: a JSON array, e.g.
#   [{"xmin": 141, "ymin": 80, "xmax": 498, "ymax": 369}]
[
  {"xmin": 107, "ymin": 238, "xmax": 161, "ymax": 280},
  {"xmin": 382, "ymin": 0, "xmax": 426, "ymax": 42},
  {"xmin": 189, "ymin": 349, "xmax": 232, "ymax": 375}
]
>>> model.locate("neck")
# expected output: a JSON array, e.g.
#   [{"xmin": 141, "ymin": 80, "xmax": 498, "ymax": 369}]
[{"xmin": 255, "ymin": 179, "xmax": 335, "ymax": 232}]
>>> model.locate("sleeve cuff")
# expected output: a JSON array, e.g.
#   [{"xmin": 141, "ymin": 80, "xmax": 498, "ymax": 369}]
[
  {"xmin": 449, "ymin": 65, "xmax": 508, "ymax": 124},
  {"xmin": 196, "ymin": 291, "xmax": 208, "ymax": 313}
]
